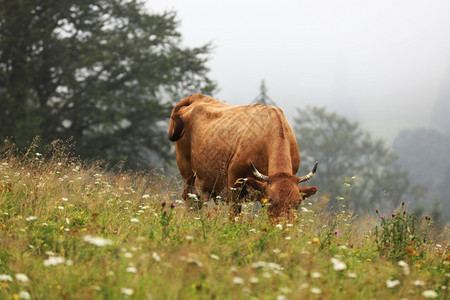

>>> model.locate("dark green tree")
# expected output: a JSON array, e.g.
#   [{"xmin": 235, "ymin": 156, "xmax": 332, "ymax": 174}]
[
  {"xmin": 294, "ymin": 106, "xmax": 411, "ymax": 211},
  {"xmin": 0, "ymin": 0, "xmax": 216, "ymax": 168}
]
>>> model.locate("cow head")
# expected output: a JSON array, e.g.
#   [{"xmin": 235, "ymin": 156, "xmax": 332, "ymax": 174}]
[{"xmin": 248, "ymin": 161, "xmax": 318, "ymax": 220}]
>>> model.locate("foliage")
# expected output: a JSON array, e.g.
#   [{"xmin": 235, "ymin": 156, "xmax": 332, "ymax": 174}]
[
  {"xmin": 393, "ymin": 127, "xmax": 450, "ymax": 222},
  {"xmin": 374, "ymin": 202, "xmax": 431, "ymax": 262},
  {"xmin": 294, "ymin": 106, "xmax": 412, "ymax": 211},
  {"xmin": 0, "ymin": 141, "xmax": 448, "ymax": 299},
  {"xmin": 0, "ymin": 0, "xmax": 216, "ymax": 169}
]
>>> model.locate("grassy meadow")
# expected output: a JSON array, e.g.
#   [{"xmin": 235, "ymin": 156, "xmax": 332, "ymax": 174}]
[{"xmin": 0, "ymin": 141, "xmax": 449, "ymax": 299}]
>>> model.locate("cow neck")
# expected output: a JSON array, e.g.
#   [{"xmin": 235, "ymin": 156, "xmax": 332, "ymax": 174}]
[{"xmin": 266, "ymin": 118, "xmax": 293, "ymax": 175}]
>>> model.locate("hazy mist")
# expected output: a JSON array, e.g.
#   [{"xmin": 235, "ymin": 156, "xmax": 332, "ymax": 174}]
[{"xmin": 148, "ymin": 0, "xmax": 450, "ymax": 143}]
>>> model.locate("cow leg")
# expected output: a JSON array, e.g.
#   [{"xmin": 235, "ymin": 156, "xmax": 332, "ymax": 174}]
[
  {"xmin": 181, "ymin": 174, "xmax": 200, "ymax": 209},
  {"xmin": 228, "ymin": 179, "xmax": 248, "ymax": 218}
]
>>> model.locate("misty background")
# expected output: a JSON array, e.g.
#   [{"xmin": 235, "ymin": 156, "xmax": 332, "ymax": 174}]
[
  {"xmin": 149, "ymin": 0, "xmax": 450, "ymax": 142},
  {"xmin": 1, "ymin": 0, "xmax": 449, "ymax": 223}
]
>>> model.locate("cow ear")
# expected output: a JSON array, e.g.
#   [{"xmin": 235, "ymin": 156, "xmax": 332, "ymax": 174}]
[{"xmin": 298, "ymin": 186, "xmax": 318, "ymax": 198}]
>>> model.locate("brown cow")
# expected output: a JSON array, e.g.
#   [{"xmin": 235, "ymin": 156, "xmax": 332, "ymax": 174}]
[{"xmin": 168, "ymin": 94, "xmax": 318, "ymax": 219}]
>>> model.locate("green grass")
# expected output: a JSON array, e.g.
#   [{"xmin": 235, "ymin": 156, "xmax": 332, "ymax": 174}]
[{"xmin": 0, "ymin": 143, "xmax": 449, "ymax": 299}]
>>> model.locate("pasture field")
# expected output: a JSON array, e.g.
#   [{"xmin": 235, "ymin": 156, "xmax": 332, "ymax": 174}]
[{"xmin": 0, "ymin": 142, "xmax": 449, "ymax": 299}]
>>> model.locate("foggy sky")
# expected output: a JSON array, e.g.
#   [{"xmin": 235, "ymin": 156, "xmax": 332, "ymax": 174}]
[{"xmin": 147, "ymin": 0, "xmax": 450, "ymax": 143}]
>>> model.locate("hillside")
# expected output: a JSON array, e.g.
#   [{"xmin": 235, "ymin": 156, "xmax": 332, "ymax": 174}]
[{"xmin": 0, "ymin": 141, "xmax": 448, "ymax": 299}]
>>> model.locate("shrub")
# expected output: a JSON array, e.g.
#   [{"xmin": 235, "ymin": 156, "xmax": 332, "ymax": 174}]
[{"xmin": 374, "ymin": 202, "xmax": 431, "ymax": 262}]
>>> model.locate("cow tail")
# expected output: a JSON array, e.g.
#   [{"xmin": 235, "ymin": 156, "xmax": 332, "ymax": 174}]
[
  {"xmin": 168, "ymin": 113, "xmax": 184, "ymax": 141},
  {"xmin": 168, "ymin": 95, "xmax": 194, "ymax": 141}
]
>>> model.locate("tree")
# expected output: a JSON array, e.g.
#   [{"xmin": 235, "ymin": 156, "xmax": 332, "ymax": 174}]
[
  {"xmin": 294, "ymin": 106, "xmax": 411, "ymax": 211},
  {"xmin": 393, "ymin": 128, "xmax": 450, "ymax": 222},
  {"xmin": 0, "ymin": 0, "xmax": 216, "ymax": 168}
]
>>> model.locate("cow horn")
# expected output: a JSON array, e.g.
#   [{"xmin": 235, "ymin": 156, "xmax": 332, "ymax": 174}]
[
  {"xmin": 250, "ymin": 162, "xmax": 269, "ymax": 182},
  {"xmin": 298, "ymin": 161, "xmax": 318, "ymax": 183}
]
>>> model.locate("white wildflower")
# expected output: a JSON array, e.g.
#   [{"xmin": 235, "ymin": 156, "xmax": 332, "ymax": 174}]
[
  {"xmin": 141, "ymin": 194, "xmax": 150, "ymax": 199},
  {"xmin": 398, "ymin": 260, "xmax": 410, "ymax": 275},
  {"xmin": 267, "ymin": 262, "xmax": 284, "ymax": 271},
  {"xmin": 422, "ymin": 290, "xmax": 438, "ymax": 298},
  {"xmin": 83, "ymin": 235, "xmax": 113, "ymax": 247},
  {"xmin": 15, "ymin": 273, "xmax": 29, "ymax": 283},
  {"xmin": 152, "ymin": 252, "xmax": 161, "ymax": 262},
  {"xmin": 91, "ymin": 285, "xmax": 101, "ymax": 291},
  {"xmin": 187, "ymin": 193, "xmax": 198, "ymax": 200},
  {"xmin": 0, "ymin": 274, "xmax": 13, "ymax": 282},
  {"xmin": 277, "ymin": 296, "xmax": 287, "ymax": 300},
  {"xmin": 126, "ymin": 266, "xmax": 137, "ymax": 273},
  {"xmin": 386, "ymin": 279, "xmax": 400, "ymax": 288},
  {"xmin": 185, "ymin": 255, "xmax": 203, "ymax": 267},
  {"xmin": 249, "ymin": 277, "xmax": 259, "ymax": 283},
  {"xmin": 210, "ymin": 254, "xmax": 219, "ymax": 260},
  {"xmin": 273, "ymin": 248, "xmax": 281, "ymax": 254},
  {"xmin": 275, "ymin": 224, "xmax": 283, "ymax": 230},
  {"xmin": 26, "ymin": 216, "xmax": 37, "ymax": 221},
  {"xmin": 232, "ymin": 276, "xmax": 244, "ymax": 285},
  {"xmin": 412, "ymin": 280, "xmax": 425, "ymax": 286},
  {"xmin": 330, "ymin": 257, "xmax": 347, "ymax": 271},
  {"xmin": 43, "ymin": 256, "xmax": 65, "ymax": 266},
  {"xmin": 285, "ymin": 236, "xmax": 292, "ymax": 240},
  {"xmin": 310, "ymin": 287, "xmax": 322, "ymax": 294},
  {"xmin": 61, "ymin": 197, "xmax": 68, "ymax": 201},
  {"xmin": 347, "ymin": 272, "xmax": 357, "ymax": 278},
  {"xmin": 121, "ymin": 288, "xmax": 134, "ymax": 296},
  {"xmin": 311, "ymin": 272, "xmax": 321, "ymax": 278},
  {"xmin": 130, "ymin": 218, "xmax": 139, "ymax": 223},
  {"xmin": 185, "ymin": 235, "xmax": 194, "ymax": 241},
  {"xmin": 57, "ymin": 206, "xmax": 64, "ymax": 210},
  {"xmin": 18, "ymin": 291, "xmax": 31, "ymax": 300}
]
